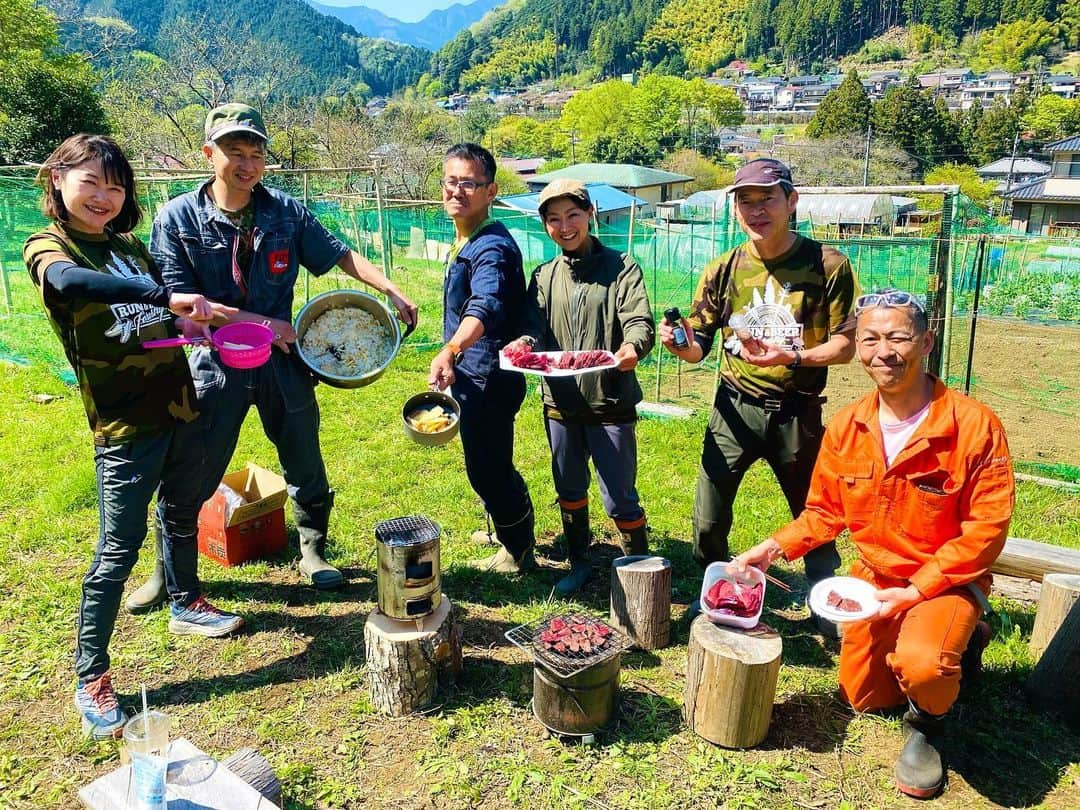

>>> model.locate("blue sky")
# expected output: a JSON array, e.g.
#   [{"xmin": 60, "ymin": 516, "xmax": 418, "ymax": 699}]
[{"xmin": 316, "ymin": 1, "xmax": 463, "ymax": 23}]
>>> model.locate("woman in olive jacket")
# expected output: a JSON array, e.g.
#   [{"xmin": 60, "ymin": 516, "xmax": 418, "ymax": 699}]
[{"xmin": 511, "ymin": 179, "xmax": 655, "ymax": 595}]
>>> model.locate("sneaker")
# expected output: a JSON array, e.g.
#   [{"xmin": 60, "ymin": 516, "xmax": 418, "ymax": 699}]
[
  {"xmin": 168, "ymin": 596, "xmax": 244, "ymax": 638},
  {"xmin": 75, "ymin": 671, "xmax": 128, "ymax": 739}
]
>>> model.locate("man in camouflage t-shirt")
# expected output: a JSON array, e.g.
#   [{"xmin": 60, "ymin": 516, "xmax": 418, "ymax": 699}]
[{"xmin": 660, "ymin": 158, "xmax": 859, "ymax": 625}]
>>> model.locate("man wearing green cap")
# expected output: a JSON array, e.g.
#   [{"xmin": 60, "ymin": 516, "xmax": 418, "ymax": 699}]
[{"xmin": 127, "ymin": 102, "xmax": 417, "ymax": 607}]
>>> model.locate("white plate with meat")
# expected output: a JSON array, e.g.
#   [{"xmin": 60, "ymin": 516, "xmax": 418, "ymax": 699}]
[
  {"xmin": 500, "ymin": 348, "xmax": 617, "ymax": 377},
  {"xmin": 808, "ymin": 576, "xmax": 882, "ymax": 623}
]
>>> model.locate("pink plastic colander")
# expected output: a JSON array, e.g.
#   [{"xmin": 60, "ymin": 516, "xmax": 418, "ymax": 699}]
[
  {"xmin": 142, "ymin": 322, "xmax": 274, "ymax": 369},
  {"xmin": 211, "ymin": 322, "xmax": 274, "ymax": 369}
]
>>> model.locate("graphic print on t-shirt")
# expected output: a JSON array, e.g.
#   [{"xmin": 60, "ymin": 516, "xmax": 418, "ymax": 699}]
[
  {"xmin": 726, "ymin": 277, "xmax": 805, "ymax": 354},
  {"xmin": 101, "ymin": 251, "xmax": 172, "ymax": 342}
]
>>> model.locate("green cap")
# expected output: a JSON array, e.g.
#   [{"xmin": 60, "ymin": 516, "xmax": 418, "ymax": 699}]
[{"xmin": 204, "ymin": 103, "xmax": 268, "ymax": 143}]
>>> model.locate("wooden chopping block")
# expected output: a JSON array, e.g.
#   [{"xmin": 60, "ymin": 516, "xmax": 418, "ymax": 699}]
[
  {"xmin": 683, "ymin": 616, "xmax": 782, "ymax": 748},
  {"xmin": 609, "ymin": 555, "xmax": 671, "ymax": 649},
  {"xmin": 364, "ymin": 597, "xmax": 461, "ymax": 716}
]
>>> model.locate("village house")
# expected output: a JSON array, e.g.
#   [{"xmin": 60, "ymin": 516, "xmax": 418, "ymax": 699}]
[
  {"xmin": 1003, "ymin": 134, "xmax": 1080, "ymax": 234},
  {"xmin": 527, "ymin": 163, "xmax": 693, "ymax": 217}
]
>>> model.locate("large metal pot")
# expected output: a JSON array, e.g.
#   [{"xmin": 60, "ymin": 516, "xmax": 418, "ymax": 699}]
[{"xmin": 293, "ymin": 290, "xmax": 415, "ymax": 389}]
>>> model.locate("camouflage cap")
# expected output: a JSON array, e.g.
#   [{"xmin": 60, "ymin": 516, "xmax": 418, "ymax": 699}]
[
  {"xmin": 729, "ymin": 158, "xmax": 793, "ymax": 192},
  {"xmin": 204, "ymin": 103, "xmax": 268, "ymax": 143},
  {"xmin": 538, "ymin": 178, "xmax": 592, "ymax": 215}
]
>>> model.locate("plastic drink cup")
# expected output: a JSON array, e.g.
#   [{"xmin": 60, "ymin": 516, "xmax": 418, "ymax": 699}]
[
  {"xmin": 124, "ymin": 711, "xmax": 171, "ymax": 810},
  {"xmin": 728, "ymin": 314, "xmax": 764, "ymax": 355}
]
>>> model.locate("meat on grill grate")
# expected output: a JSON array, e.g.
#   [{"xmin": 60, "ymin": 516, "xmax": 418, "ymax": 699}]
[{"xmin": 535, "ymin": 615, "xmax": 612, "ymax": 656}]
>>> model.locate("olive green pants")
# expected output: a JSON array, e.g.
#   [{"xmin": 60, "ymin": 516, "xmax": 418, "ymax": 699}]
[{"xmin": 693, "ymin": 384, "xmax": 839, "ymax": 585}]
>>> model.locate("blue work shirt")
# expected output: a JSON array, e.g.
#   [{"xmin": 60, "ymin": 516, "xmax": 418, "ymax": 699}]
[
  {"xmin": 151, "ymin": 181, "xmax": 349, "ymax": 411},
  {"xmin": 443, "ymin": 220, "xmax": 526, "ymax": 388}
]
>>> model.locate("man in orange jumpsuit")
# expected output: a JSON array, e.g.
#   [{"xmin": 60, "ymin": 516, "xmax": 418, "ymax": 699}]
[{"xmin": 732, "ymin": 289, "xmax": 1014, "ymax": 799}]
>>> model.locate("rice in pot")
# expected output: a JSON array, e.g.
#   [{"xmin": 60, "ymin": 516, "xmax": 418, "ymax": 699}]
[{"xmin": 301, "ymin": 307, "xmax": 394, "ymax": 377}]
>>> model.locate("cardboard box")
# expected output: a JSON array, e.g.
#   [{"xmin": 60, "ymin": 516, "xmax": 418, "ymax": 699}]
[{"xmin": 198, "ymin": 463, "xmax": 288, "ymax": 567}]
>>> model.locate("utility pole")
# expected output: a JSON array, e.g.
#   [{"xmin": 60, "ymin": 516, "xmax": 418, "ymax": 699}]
[
  {"xmin": 563, "ymin": 127, "xmax": 578, "ymax": 164},
  {"xmin": 862, "ymin": 123, "xmax": 872, "ymax": 185},
  {"xmin": 1004, "ymin": 131, "xmax": 1021, "ymax": 216}
]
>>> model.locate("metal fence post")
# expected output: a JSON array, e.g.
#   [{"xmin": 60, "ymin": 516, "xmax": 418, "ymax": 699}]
[{"xmin": 964, "ymin": 236, "xmax": 987, "ymax": 395}]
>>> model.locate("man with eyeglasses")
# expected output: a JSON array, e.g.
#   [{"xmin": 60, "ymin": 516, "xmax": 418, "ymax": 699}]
[
  {"xmin": 659, "ymin": 157, "xmax": 858, "ymax": 630},
  {"xmin": 128, "ymin": 103, "xmax": 418, "ymax": 606},
  {"xmin": 731, "ymin": 289, "xmax": 1014, "ymax": 798},
  {"xmin": 429, "ymin": 143, "xmax": 536, "ymax": 573}
]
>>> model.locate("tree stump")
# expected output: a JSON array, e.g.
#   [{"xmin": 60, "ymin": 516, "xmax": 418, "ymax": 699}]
[
  {"xmin": 683, "ymin": 616, "xmax": 782, "ymax": 748},
  {"xmin": 364, "ymin": 597, "xmax": 461, "ymax": 716},
  {"xmin": 1029, "ymin": 573, "xmax": 1080, "ymax": 661},
  {"xmin": 609, "ymin": 555, "xmax": 671, "ymax": 649},
  {"xmin": 1026, "ymin": 590, "xmax": 1080, "ymax": 727},
  {"xmin": 222, "ymin": 748, "xmax": 281, "ymax": 807}
]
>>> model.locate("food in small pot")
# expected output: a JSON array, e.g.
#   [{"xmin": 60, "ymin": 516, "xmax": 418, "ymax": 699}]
[
  {"xmin": 300, "ymin": 307, "xmax": 393, "ymax": 377},
  {"xmin": 406, "ymin": 405, "xmax": 456, "ymax": 434}
]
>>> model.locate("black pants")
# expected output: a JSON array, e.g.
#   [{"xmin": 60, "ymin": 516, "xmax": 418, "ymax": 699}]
[
  {"xmin": 453, "ymin": 369, "xmax": 533, "ymax": 529},
  {"xmin": 693, "ymin": 384, "xmax": 840, "ymax": 584}
]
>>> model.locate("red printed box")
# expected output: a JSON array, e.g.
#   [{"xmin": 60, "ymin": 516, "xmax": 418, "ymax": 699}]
[{"xmin": 198, "ymin": 463, "xmax": 288, "ymax": 567}]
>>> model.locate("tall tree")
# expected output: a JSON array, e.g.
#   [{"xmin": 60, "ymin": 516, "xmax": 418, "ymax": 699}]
[
  {"xmin": 0, "ymin": 0, "xmax": 107, "ymax": 163},
  {"xmin": 807, "ymin": 70, "xmax": 871, "ymax": 138}
]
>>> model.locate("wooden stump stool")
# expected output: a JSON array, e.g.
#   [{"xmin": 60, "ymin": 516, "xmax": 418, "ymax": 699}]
[
  {"xmin": 364, "ymin": 597, "xmax": 462, "ymax": 716},
  {"xmin": 683, "ymin": 616, "xmax": 782, "ymax": 748},
  {"xmin": 610, "ymin": 555, "xmax": 671, "ymax": 649},
  {"xmin": 1026, "ymin": 573, "xmax": 1080, "ymax": 726},
  {"xmin": 222, "ymin": 748, "xmax": 281, "ymax": 807}
]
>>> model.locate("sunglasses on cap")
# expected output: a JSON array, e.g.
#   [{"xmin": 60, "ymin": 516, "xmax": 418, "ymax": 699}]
[{"xmin": 855, "ymin": 290, "xmax": 926, "ymax": 315}]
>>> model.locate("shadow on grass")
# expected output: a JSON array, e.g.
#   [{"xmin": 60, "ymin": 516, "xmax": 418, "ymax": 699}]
[
  {"xmin": 758, "ymin": 691, "xmax": 854, "ymax": 753},
  {"xmin": 949, "ymin": 666, "xmax": 1080, "ymax": 807}
]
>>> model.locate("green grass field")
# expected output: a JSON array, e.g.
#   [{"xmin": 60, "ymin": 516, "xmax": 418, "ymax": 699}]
[{"xmin": 0, "ymin": 326, "xmax": 1077, "ymax": 808}]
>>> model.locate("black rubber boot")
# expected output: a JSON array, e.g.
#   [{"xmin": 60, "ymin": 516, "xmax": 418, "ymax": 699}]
[
  {"xmin": 615, "ymin": 516, "xmax": 649, "ymax": 557},
  {"xmin": 294, "ymin": 492, "xmax": 344, "ymax": 589},
  {"xmin": 960, "ymin": 620, "xmax": 992, "ymax": 685},
  {"xmin": 125, "ymin": 523, "xmax": 167, "ymax": 614},
  {"xmin": 895, "ymin": 703, "xmax": 946, "ymax": 799},
  {"xmin": 555, "ymin": 502, "xmax": 591, "ymax": 595},
  {"xmin": 470, "ymin": 507, "xmax": 536, "ymax": 573}
]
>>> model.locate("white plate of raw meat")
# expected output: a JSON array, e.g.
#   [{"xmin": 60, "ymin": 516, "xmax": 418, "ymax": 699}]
[
  {"xmin": 500, "ymin": 349, "xmax": 617, "ymax": 377},
  {"xmin": 808, "ymin": 576, "xmax": 882, "ymax": 622}
]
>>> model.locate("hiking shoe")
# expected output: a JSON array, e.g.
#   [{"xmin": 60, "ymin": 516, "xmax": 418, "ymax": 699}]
[
  {"xmin": 468, "ymin": 546, "xmax": 536, "ymax": 574},
  {"xmin": 75, "ymin": 671, "xmax": 127, "ymax": 739},
  {"xmin": 168, "ymin": 596, "xmax": 244, "ymax": 637},
  {"xmin": 470, "ymin": 529, "xmax": 497, "ymax": 545}
]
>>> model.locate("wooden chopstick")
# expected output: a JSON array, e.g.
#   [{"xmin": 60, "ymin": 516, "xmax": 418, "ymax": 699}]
[{"xmin": 762, "ymin": 571, "xmax": 793, "ymax": 593}]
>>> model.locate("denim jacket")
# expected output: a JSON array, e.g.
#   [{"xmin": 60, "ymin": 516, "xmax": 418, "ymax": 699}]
[
  {"xmin": 443, "ymin": 220, "xmax": 526, "ymax": 388},
  {"xmin": 151, "ymin": 181, "xmax": 348, "ymax": 411}
]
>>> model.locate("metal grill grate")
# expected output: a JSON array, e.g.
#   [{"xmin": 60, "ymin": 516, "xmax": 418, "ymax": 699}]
[
  {"xmin": 505, "ymin": 614, "xmax": 632, "ymax": 678},
  {"xmin": 374, "ymin": 515, "xmax": 441, "ymax": 547}
]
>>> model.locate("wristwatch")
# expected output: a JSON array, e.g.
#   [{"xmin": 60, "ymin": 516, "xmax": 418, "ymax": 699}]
[
  {"xmin": 445, "ymin": 341, "xmax": 464, "ymax": 365},
  {"xmin": 786, "ymin": 349, "xmax": 802, "ymax": 370}
]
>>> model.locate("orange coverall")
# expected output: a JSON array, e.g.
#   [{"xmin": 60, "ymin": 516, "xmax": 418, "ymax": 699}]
[{"xmin": 773, "ymin": 379, "xmax": 1014, "ymax": 715}]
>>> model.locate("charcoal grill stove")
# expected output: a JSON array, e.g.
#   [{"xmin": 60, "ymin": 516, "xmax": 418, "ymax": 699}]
[
  {"xmin": 506, "ymin": 614, "xmax": 633, "ymax": 737},
  {"xmin": 375, "ymin": 515, "xmax": 441, "ymax": 620}
]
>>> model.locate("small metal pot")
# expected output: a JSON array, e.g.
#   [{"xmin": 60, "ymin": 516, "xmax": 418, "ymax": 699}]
[
  {"xmin": 402, "ymin": 389, "xmax": 461, "ymax": 447},
  {"xmin": 293, "ymin": 290, "xmax": 415, "ymax": 389}
]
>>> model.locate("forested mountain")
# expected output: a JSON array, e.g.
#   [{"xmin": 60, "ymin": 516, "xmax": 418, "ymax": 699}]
[
  {"xmin": 432, "ymin": 0, "xmax": 1072, "ymax": 91},
  {"xmin": 63, "ymin": 0, "xmax": 430, "ymax": 95},
  {"xmin": 307, "ymin": 0, "xmax": 505, "ymax": 50}
]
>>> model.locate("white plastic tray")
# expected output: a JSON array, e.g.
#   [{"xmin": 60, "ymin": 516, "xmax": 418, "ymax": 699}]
[
  {"xmin": 500, "ymin": 350, "xmax": 617, "ymax": 378},
  {"xmin": 808, "ymin": 576, "xmax": 882, "ymax": 623},
  {"xmin": 699, "ymin": 561, "xmax": 766, "ymax": 629}
]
